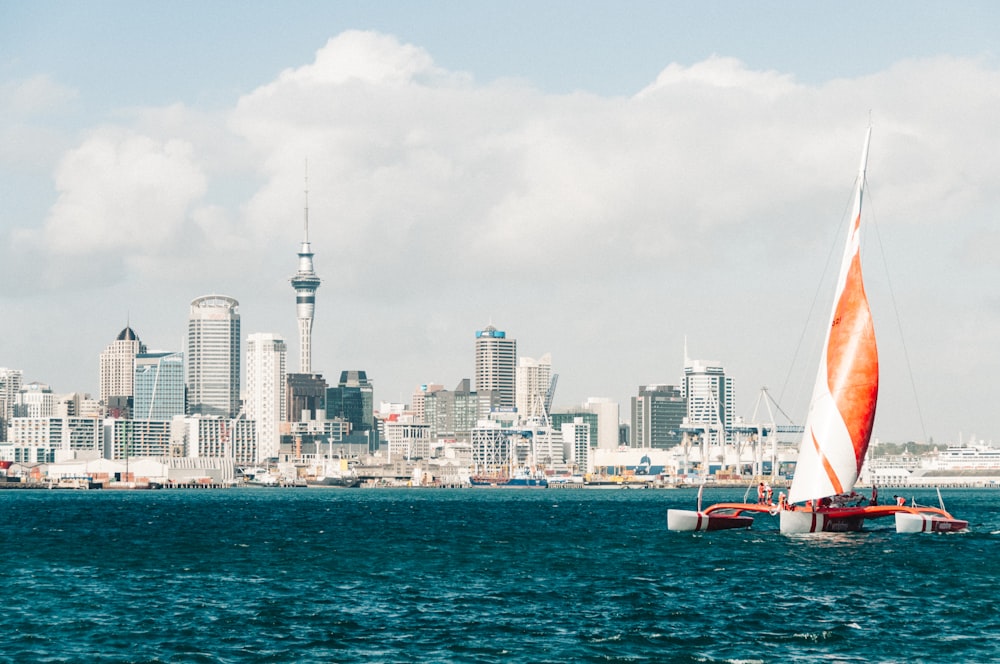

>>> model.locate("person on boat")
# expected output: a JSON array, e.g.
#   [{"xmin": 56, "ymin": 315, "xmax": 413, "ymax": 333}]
[
  {"xmin": 895, "ymin": 495, "xmax": 906, "ymax": 507},
  {"xmin": 871, "ymin": 485, "xmax": 878, "ymax": 506},
  {"xmin": 765, "ymin": 483, "xmax": 773, "ymax": 505},
  {"xmin": 778, "ymin": 492, "xmax": 787, "ymax": 510},
  {"xmin": 757, "ymin": 482, "xmax": 765, "ymax": 504}
]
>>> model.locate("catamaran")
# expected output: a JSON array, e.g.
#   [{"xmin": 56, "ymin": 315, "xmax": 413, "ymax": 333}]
[{"xmin": 667, "ymin": 127, "xmax": 968, "ymax": 534}]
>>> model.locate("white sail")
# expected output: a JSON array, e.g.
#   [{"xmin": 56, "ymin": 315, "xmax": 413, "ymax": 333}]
[{"xmin": 788, "ymin": 128, "xmax": 879, "ymax": 505}]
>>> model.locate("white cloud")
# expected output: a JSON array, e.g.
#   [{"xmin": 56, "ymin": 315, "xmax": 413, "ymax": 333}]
[
  {"xmin": 1, "ymin": 74, "xmax": 78, "ymax": 116},
  {"xmin": 40, "ymin": 130, "xmax": 206, "ymax": 255}
]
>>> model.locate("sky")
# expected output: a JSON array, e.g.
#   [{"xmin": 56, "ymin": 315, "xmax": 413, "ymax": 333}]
[{"xmin": 2, "ymin": 1, "xmax": 999, "ymax": 444}]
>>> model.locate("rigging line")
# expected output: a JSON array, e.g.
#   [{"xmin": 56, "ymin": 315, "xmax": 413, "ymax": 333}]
[
  {"xmin": 865, "ymin": 183, "xmax": 929, "ymax": 443},
  {"xmin": 776, "ymin": 172, "xmax": 859, "ymax": 410}
]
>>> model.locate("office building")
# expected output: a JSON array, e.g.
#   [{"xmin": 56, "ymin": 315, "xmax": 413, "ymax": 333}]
[
  {"xmin": 631, "ymin": 384, "xmax": 686, "ymax": 449},
  {"xmin": 134, "ymin": 352, "xmax": 186, "ymax": 420},
  {"xmin": 286, "ymin": 372, "xmax": 327, "ymax": 423},
  {"xmin": 186, "ymin": 295, "xmax": 241, "ymax": 418},
  {"xmin": 100, "ymin": 326, "xmax": 146, "ymax": 416},
  {"xmin": 582, "ymin": 397, "xmax": 621, "ymax": 449},
  {"xmin": 516, "ymin": 353, "xmax": 552, "ymax": 420},
  {"xmin": 474, "ymin": 324, "xmax": 516, "ymax": 409},
  {"xmin": 0, "ymin": 367, "xmax": 24, "ymax": 442},
  {"xmin": 683, "ymin": 358, "xmax": 735, "ymax": 445},
  {"xmin": 423, "ymin": 379, "xmax": 498, "ymax": 441},
  {"xmin": 326, "ymin": 370, "xmax": 373, "ymax": 435},
  {"xmin": 246, "ymin": 333, "xmax": 287, "ymax": 462}
]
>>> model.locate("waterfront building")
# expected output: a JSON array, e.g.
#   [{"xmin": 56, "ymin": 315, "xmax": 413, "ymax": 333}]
[
  {"xmin": 182, "ymin": 416, "xmax": 257, "ymax": 464},
  {"xmin": 0, "ymin": 367, "xmax": 24, "ymax": 442},
  {"xmin": 471, "ymin": 420, "xmax": 513, "ymax": 475},
  {"xmin": 290, "ymin": 178, "xmax": 321, "ymax": 374},
  {"xmin": 683, "ymin": 358, "xmax": 735, "ymax": 445},
  {"xmin": 560, "ymin": 417, "xmax": 592, "ymax": 474},
  {"xmin": 104, "ymin": 418, "xmax": 173, "ymax": 459},
  {"xmin": 383, "ymin": 420, "xmax": 432, "ymax": 462},
  {"xmin": 475, "ymin": 325, "xmax": 516, "ymax": 409},
  {"xmin": 186, "ymin": 295, "xmax": 241, "ymax": 418},
  {"xmin": 516, "ymin": 353, "xmax": 552, "ymax": 420},
  {"xmin": 3, "ymin": 416, "xmax": 102, "ymax": 463},
  {"xmin": 99, "ymin": 326, "xmax": 146, "ymax": 416},
  {"xmin": 280, "ymin": 417, "xmax": 359, "ymax": 461},
  {"xmin": 550, "ymin": 410, "xmax": 598, "ymax": 452},
  {"xmin": 631, "ymin": 384, "xmax": 686, "ymax": 449},
  {"xmin": 246, "ymin": 333, "xmax": 287, "ymax": 462},
  {"xmin": 133, "ymin": 352, "xmax": 186, "ymax": 420}
]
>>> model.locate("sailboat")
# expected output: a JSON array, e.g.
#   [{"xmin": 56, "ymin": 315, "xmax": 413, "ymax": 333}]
[{"xmin": 667, "ymin": 127, "xmax": 967, "ymax": 534}]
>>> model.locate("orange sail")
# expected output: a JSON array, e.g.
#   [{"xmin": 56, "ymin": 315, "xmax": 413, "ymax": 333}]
[{"xmin": 788, "ymin": 128, "xmax": 879, "ymax": 504}]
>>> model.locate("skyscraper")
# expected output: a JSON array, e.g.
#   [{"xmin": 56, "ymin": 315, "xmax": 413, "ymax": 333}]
[
  {"xmin": 134, "ymin": 351, "xmax": 185, "ymax": 420},
  {"xmin": 631, "ymin": 384, "xmax": 686, "ymax": 449},
  {"xmin": 186, "ymin": 295, "xmax": 241, "ymax": 418},
  {"xmin": 682, "ymin": 358, "xmax": 735, "ymax": 445},
  {"xmin": 515, "ymin": 353, "xmax": 552, "ymax": 419},
  {"xmin": 0, "ymin": 367, "xmax": 24, "ymax": 442},
  {"xmin": 99, "ymin": 325, "xmax": 146, "ymax": 416},
  {"xmin": 290, "ymin": 177, "xmax": 321, "ymax": 374},
  {"xmin": 326, "ymin": 370, "xmax": 374, "ymax": 434},
  {"xmin": 246, "ymin": 333, "xmax": 287, "ymax": 462},
  {"xmin": 475, "ymin": 325, "xmax": 516, "ymax": 409}
]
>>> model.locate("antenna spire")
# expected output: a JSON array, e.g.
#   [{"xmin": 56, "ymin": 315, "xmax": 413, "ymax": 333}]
[{"xmin": 304, "ymin": 159, "xmax": 310, "ymax": 244}]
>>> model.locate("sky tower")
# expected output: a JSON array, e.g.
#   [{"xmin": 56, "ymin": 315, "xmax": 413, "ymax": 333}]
[{"xmin": 290, "ymin": 172, "xmax": 321, "ymax": 373}]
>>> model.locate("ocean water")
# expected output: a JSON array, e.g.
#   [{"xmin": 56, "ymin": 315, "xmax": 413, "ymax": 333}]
[{"xmin": 1, "ymin": 487, "xmax": 997, "ymax": 663}]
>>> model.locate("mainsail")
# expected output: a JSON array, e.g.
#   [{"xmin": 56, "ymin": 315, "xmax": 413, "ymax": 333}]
[{"xmin": 788, "ymin": 128, "xmax": 879, "ymax": 504}]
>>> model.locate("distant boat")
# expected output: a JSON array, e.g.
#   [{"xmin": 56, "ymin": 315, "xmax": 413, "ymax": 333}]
[
  {"xmin": 668, "ymin": 126, "xmax": 967, "ymax": 534},
  {"xmin": 306, "ymin": 468, "xmax": 361, "ymax": 488},
  {"xmin": 470, "ymin": 468, "xmax": 548, "ymax": 488}
]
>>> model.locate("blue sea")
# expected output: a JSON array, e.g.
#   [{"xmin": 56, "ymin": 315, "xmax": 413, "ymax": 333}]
[{"xmin": 1, "ymin": 487, "xmax": 997, "ymax": 663}]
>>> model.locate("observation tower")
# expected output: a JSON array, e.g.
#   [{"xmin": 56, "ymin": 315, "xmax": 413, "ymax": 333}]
[{"xmin": 290, "ymin": 174, "xmax": 321, "ymax": 373}]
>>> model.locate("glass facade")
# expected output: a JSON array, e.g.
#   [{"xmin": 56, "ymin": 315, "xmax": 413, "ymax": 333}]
[{"xmin": 134, "ymin": 352, "xmax": 185, "ymax": 420}]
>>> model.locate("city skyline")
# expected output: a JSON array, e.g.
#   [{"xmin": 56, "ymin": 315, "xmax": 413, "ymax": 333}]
[{"xmin": 3, "ymin": 4, "xmax": 1000, "ymax": 443}]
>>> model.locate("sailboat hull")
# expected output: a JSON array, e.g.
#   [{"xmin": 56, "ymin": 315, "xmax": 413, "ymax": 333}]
[{"xmin": 779, "ymin": 508, "xmax": 864, "ymax": 534}]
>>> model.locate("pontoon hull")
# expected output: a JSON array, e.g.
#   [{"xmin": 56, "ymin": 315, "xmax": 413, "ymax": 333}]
[
  {"xmin": 895, "ymin": 512, "xmax": 969, "ymax": 534},
  {"xmin": 667, "ymin": 509, "xmax": 753, "ymax": 532}
]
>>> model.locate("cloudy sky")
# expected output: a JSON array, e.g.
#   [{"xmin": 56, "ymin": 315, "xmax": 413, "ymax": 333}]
[{"xmin": 3, "ymin": 2, "xmax": 999, "ymax": 444}]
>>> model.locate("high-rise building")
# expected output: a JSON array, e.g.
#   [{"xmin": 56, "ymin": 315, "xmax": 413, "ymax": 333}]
[
  {"xmin": 286, "ymin": 372, "xmax": 327, "ymax": 423},
  {"xmin": 475, "ymin": 325, "xmax": 516, "ymax": 410},
  {"xmin": 683, "ymin": 358, "xmax": 735, "ymax": 444},
  {"xmin": 516, "ymin": 353, "xmax": 552, "ymax": 420},
  {"xmin": 0, "ymin": 367, "xmax": 24, "ymax": 442},
  {"xmin": 422, "ymin": 378, "xmax": 496, "ymax": 442},
  {"xmin": 186, "ymin": 295, "xmax": 241, "ymax": 418},
  {"xmin": 290, "ymin": 178, "xmax": 321, "ymax": 374},
  {"xmin": 326, "ymin": 370, "xmax": 374, "ymax": 434},
  {"xmin": 631, "ymin": 384, "xmax": 686, "ymax": 449},
  {"xmin": 133, "ymin": 352, "xmax": 186, "ymax": 420},
  {"xmin": 99, "ymin": 326, "xmax": 146, "ymax": 416},
  {"xmin": 410, "ymin": 383, "xmax": 444, "ymax": 424},
  {"xmin": 246, "ymin": 333, "xmax": 287, "ymax": 463},
  {"xmin": 582, "ymin": 397, "xmax": 621, "ymax": 449}
]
